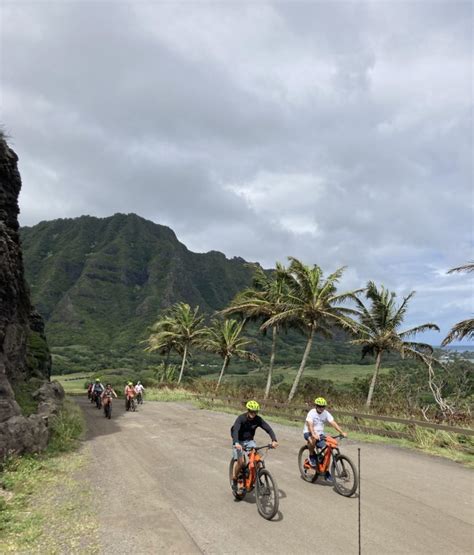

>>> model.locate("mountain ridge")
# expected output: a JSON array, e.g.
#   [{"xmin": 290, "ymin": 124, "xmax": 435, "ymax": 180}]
[{"xmin": 20, "ymin": 213, "xmax": 258, "ymax": 369}]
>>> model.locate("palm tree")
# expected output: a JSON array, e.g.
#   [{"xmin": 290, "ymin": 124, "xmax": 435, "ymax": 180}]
[
  {"xmin": 352, "ymin": 281, "xmax": 440, "ymax": 407},
  {"xmin": 442, "ymin": 262, "xmax": 474, "ymax": 346},
  {"xmin": 221, "ymin": 263, "xmax": 289, "ymax": 399},
  {"xmin": 143, "ymin": 317, "xmax": 180, "ymax": 370},
  {"xmin": 144, "ymin": 303, "xmax": 206, "ymax": 385},
  {"xmin": 199, "ymin": 318, "xmax": 260, "ymax": 391},
  {"xmin": 261, "ymin": 257, "xmax": 360, "ymax": 402}
]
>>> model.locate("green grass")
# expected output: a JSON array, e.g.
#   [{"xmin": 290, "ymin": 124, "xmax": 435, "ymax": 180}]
[
  {"xmin": 0, "ymin": 400, "xmax": 99, "ymax": 553},
  {"xmin": 55, "ymin": 373, "xmax": 92, "ymax": 395},
  {"xmin": 146, "ymin": 387, "xmax": 196, "ymax": 402}
]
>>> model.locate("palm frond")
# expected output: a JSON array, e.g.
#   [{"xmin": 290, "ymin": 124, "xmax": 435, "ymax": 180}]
[
  {"xmin": 441, "ymin": 319, "xmax": 474, "ymax": 346},
  {"xmin": 447, "ymin": 262, "xmax": 474, "ymax": 274},
  {"xmin": 399, "ymin": 323, "xmax": 440, "ymax": 338}
]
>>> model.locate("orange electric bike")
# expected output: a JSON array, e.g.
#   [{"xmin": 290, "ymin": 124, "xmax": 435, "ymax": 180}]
[
  {"xmin": 228, "ymin": 445, "xmax": 279, "ymax": 520},
  {"xmin": 298, "ymin": 434, "xmax": 358, "ymax": 497}
]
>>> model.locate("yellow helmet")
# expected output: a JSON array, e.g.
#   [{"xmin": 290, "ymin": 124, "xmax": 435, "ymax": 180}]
[
  {"xmin": 314, "ymin": 397, "xmax": 327, "ymax": 406},
  {"xmin": 246, "ymin": 400, "xmax": 260, "ymax": 412}
]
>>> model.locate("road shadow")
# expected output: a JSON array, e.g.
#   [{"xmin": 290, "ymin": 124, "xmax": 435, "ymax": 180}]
[{"xmin": 74, "ymin": 396, "xmax": 146, "ymax": 443}]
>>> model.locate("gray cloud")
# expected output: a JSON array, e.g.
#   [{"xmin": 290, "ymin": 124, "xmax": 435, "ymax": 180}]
[{"xmin": 1, "ymin": 1, "xmax": 472, "ymax": 344}]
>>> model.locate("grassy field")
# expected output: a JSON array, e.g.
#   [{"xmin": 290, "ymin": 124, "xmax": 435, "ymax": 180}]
[
  {"xmin": 53, "ymin": 363, "xmax": 380, "ymax": 392},
  {"xmin": 55, "ymin": 373, "xmax": 92, "ymax": 395},
  {"xmin": 202, "ymin": 363, "xmax": 382, "ymax": 386}
]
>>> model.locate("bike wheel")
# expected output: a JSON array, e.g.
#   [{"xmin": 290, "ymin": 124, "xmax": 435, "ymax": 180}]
[
  {"xmin": 131, "ymin": 399, "xmax": 136, "ymax": 412},
  {"xmin": 332, "ymin": 454, "xmax": 358, "ymax": 497},
  {"xmin": 298, "ymin": 445, "xmax": 318, "ymax": 483},
  {"xmin": 228, "ymin": 458, "xmax": 246, "ymax": 500},
  {"xmin": 256, "ymin": 468, "xmax": 279, "ymax": 520}
]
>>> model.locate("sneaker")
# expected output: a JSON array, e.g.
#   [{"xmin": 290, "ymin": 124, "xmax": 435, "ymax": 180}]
[
  {"xmin": 325, "ymin": 471, "xmax": 333, "ymax": 482},
  {"xmin": 309, "ymin": 456, "xmax": 317, "ymax": 468}
]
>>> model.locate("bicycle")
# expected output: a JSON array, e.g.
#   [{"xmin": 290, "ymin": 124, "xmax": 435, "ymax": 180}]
[
  {"xmin": 103, "ymin": 397, "xmax": 113, "ymax": 419},
  {"xmin": 228, "ymin": 445, "xmax": 279, "ymax": 520},
  {"xmin": 94, "ymin": 391, "xmax": 102, "ymax": 410},
  {"xmin": 136, "ymin": 392, "xmax": 143, "ymax": 405},
  {"xmin": 298, "ymin": 434, "xmax": 358, "ymax": 497},
  {"xmin": 126, "ymin": 397, "xmax": 136, "ymax": 412}
]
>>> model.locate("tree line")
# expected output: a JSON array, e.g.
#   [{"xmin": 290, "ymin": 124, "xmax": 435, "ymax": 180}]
[{"xmin": 142, "ymin": 258, "xmax": 473, "ymax": 409}]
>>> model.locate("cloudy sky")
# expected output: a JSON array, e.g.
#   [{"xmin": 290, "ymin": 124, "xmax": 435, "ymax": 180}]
[{"xmin": 1, "ymin": 0, "xmax": 472, "ymax": 345}]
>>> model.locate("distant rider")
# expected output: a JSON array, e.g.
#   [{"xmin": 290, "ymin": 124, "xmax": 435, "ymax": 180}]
[
  {"xmin": 87, "ymin": 381, "xmax": 94, "ymax": 400},
  {"xmin": 101, "ymin": 383, "xmax": 118, "ymax": 405},
  {"xmin": 230, "ymin": 400, "xmax": 278, "ymax": 492},
  {"xmin": 91, "ymin": 378, "xmax": 105, "ymax": 406},
  {"xmin": 304, "ymin": 397, "xmax": 346, "ymax": 480},
  {"xmin": 135, "ymin": 381, "xmax": 145, "ymax": 404},
  {"xmin": 124, "ymin": 381, "xmax": 136, "ymax": 411}
]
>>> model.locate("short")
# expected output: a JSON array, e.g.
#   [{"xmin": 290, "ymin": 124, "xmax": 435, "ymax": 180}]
[
  {"xmin": 232, "ymin": 439, "xmax": 257, "ymax": 461},
  {"xmin": 303, "ymin": 432, "xmax": 326, "ymax": 449}
]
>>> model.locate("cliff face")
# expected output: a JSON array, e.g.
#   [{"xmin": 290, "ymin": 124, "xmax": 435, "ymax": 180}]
[{"xmin": 0, "ymin": 133, "xmax": 62, "ymax": 458}]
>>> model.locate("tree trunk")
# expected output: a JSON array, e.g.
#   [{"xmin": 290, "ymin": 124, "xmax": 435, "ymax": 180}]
[
  {"xmin": 164, "ymin": 349, "xmax": 171, "ymax": 371},
  {"xmin": 366, "ymin": 351, "xmax": 382, "ymax": 408},
  {"xmin": 288, "ymin": 327, "xmax": 315, "ymax": 402},
  {"xmin": 177, "ymin": 343, "xmax": 188, "ymax": 385},
  {"xmin": 264, "ymin": 326, "xmax": 277, "ymax": 400},
  {"xmin": 216, "ymin": 356, "xmax": 229, "ymax": 391}
]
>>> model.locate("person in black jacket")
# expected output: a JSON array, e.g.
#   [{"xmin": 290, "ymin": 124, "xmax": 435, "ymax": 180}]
[{"xmin": 230, "ymin": 400, "xmax": 278, "ymax": 491}]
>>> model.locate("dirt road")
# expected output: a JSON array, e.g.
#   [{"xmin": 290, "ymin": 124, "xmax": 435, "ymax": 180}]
[{"xmin": 79, "ymin": 398, "xmax": 473, "ymax": 554}]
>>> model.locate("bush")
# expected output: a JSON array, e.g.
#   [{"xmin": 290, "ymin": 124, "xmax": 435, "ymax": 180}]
[{"xmin": 47, "ymin": 401, "xmax": 85, "ymax": 453}]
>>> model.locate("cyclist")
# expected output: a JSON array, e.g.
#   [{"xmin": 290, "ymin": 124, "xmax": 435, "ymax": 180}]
[
  {"xmin": 304, "ymin": 397, "xmax": 346, "ymax": 479},
  {"xmin": 230, "ymin": 400, "xmax": 278, "ymax": 492},
  {"xmin": 91, "ymin": 378, "xmax": 105, "ymax": 406},
  {"xmin": 87, "ymin": 381, "xmax": 94, "ymax": 400},
  {"xmin": 124, "ymin": 381, "xmax": 136, "ymax": 411},
  {"xmin": 101, "ymin": 383, "xmax": 117, "ymax": 403},
  {"xmin": 135, "ymin": 381, "xmax": 145, "ymax": 404}
]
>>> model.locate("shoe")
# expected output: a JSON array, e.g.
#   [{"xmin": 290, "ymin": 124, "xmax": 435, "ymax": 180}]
[
  {"xmin": 325, "ymin": 471, "xmax": 333, "ymax": 482},
  {"xmin": 309, "ymin": 457, "xmax": 317, "ymax": 468}
]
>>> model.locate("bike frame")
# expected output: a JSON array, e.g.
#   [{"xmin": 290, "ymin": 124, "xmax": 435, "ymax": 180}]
[
  {"xmin": 239, "ymin": 446, "xmax": 269, "ymax": 491},
  {"xmin": 306, "ymin": 435, "xmax": 342, "ymax": 473}
]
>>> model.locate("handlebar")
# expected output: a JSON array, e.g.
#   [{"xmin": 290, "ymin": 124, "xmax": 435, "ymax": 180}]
[{"xmin": 234, "ymin": 444, "xmax": 275, "ymax": 452}]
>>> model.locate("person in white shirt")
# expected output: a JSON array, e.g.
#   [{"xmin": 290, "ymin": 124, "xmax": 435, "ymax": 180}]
[
  {"xmin": 303, "ymin": 397, "xmax": 346, "ymax": 474},
  {"xmin": 135, "ymin": 381, "xmax": 145, "ymax": 404}
]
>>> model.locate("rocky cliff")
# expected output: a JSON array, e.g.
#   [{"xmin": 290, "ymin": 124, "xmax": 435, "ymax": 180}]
[{"xmin": 0, "ymin": 132, "xmax": 63, "ymax": 458}]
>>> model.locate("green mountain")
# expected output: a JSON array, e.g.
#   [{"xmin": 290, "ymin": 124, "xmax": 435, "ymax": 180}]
[
  {"xmin": 21, "ymin": 213, "xmax": 370, "ymax": 375},
  {"xmin": 21, "ymin": 214, "xmax": 256, "ymax": 372}
]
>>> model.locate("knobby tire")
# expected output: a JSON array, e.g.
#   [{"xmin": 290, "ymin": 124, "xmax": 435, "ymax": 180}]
[
  {"xmin": 332, "ymin": 454, "xmax": 358, "ymax": 497},
  {"xmin": 228, "ymin": 458, "xmax": 246, "ymax": 500},
  {"xmin": 298, "ymin": 445, "xmax": 318, "ymax": 483},
  {"xmin": 255, "ymin": 468, "xmax": 279, "ymax": 520}
]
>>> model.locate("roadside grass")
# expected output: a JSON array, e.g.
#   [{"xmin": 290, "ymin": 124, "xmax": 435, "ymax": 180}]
[
  {"xmin": 0, "ymin": 400, "xmax": 99, "ymax": 553},
  {"xmin": 145, "ymin": 387, "xmax": 196, "ymax": 402},
  {"xmin": 194, "ymin": 398, "xmax": 474, "ymax": 468}
]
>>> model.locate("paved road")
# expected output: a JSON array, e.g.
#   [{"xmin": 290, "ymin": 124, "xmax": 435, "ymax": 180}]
[{"xmin": 79, "ymin": 398, "xmax": 473, "ymax": 554}]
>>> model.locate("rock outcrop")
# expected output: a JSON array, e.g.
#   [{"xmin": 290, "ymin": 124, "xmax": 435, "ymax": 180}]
[{"xmin": 0, "ymin": 132, "xmax": 62, "ymax": 458}]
